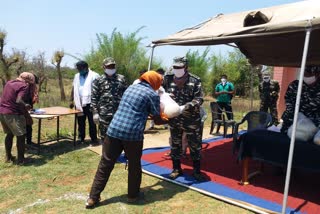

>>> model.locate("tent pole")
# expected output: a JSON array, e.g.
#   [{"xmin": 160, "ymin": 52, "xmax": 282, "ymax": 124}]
[
  {"xmin": 250, "ymin": 66, "xmax": 254, "ymax": 110},
  {"xmin": 281, "ymin": 26, "xmax": 312, "ymax": 214},
  {"xmin": 148, "ymin": 44, "xmax": 155, "ymax": 70}
]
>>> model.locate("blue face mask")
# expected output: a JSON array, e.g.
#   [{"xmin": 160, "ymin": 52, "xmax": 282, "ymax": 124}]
[{"xmin": 79, "ymin": 69, "xmax": 87, "ymax": 76}]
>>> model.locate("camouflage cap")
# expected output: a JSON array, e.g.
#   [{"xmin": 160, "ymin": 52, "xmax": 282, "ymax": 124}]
[
  {"xmin": 172, "ymin": 56, "xmax": 187, "ymax": 67},
  {"xmin": 103, "ymin": 57, "xmax": 116, "ymax": 66},
  {"xmin": 262, "ymin": 71, "xmax": 271, "ymax": 76},
  {"xmin": 305, "ymin": 65, "xmax": 320, "ymax": 73}
]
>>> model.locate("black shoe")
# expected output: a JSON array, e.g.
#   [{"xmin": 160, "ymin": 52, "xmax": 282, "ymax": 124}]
[
  {"xmin": 16, "ymin": 158, "xmax": 32, "ymax": 166},
  {"xmin": 89, "ymin": 140, "xmax": 100, "ymax": 147},
  {"xmin": 169, "ymin": 169, "xmax": 183, "ymax": 180},
  {"xmin": 127, "ymin": 192, "xmax": 144, "ymax": 203},
  {"xmin": 85, "ymin": 197, "xmax": 100, "ymax": 209},
  {"xmin": 76, "ymin": 139, "xmax": 85, "ymax": 145},
  {"xmin": 5, "ymin": 156, "xmax": 16, "ymax": 163},
  {"xmin": 192, "ymin": 172, "xmax": 206, "ymax": 181},
  {"xmin": 27, "ymin": 141, "xmax": 37, "ymax": 145},
  {"xmin": 26, "ymin": 142, "xmax": 38, "ymax": 149}
]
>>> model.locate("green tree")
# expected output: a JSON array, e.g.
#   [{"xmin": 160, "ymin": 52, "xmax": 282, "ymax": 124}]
[
  {"xmin": 0, "ymin": 30, "xmax": 21, "ymax": 87},
  {"xmin": 85, "ymin": 27, "xmax": 161, "ymax": 83},
  {"xmin": 186, "ymin": 47, "xmax": 211, "ymax": 94},
  {"xmin": 207, "ymin": 52, "xmax": 227, "ymax": 97},
  {"xmin": 208, "ymin": 48, "xmax": 253, "ymax": 97}
]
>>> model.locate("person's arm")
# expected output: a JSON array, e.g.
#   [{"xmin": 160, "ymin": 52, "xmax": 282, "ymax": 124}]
[
  {"xmin": 215, "ymin": 84, "xmax": 226, "ymax": 96},
  {"xmin": 281, "ymin": 82, "xmax": 297, "ymax": 133},
  {"xmin": 227, "ymin": 82, "xmax": 235, "ymax": 95},
  {"xmin": 90, "ymin": 78, "xmax": 99, "ymax": 114},
  {"xmin": 16, "ymin": 95, "xmax": 31, "ymax": 111},
  {"xmin": 191, "ymin": 78, "xmax": 204, "ymax": 106},
  {"xmin": 149, "ymin": 92, "xmax": 168, "ymax": 125},
  {"xmin": 274, "ymin": 81, "xmax": 280, "ymax": 94},
  {"xmin": 258, "ymin": 82, "xmax": 264, "ymax": 99}
]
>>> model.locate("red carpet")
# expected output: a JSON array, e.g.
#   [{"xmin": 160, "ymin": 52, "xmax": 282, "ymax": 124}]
[{"xmin": 139, "ymin": 137, "xmax": 320, "ymax": 214}]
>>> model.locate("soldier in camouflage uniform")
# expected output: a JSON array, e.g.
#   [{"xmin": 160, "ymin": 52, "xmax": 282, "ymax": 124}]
[
  {"xmin": 281, "ymin": 66, "xmax": 320, "ymax": 134},
  {"xmin": 91, "ymin": 57, "xmax": 128, "ymax": 139},
  {"xmin": 258, "ymin": 71, "xmax": 280, "ymax": 125},
  {"xmin": 163, "ymin": 56, "xmax": 205, "ymax": 181}
]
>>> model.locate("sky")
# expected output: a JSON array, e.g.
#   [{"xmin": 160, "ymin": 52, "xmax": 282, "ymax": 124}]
[{"xmin": 1, "ymin": 0, "xmax": 302, "ymax": 69}]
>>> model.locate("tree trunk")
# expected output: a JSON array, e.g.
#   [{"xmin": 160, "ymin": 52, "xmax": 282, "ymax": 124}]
[{"xmin": 57, "ymin": 63, "xmax": 66, "ymax": 101}]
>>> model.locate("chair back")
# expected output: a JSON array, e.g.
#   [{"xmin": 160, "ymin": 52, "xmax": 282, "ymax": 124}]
[
  {"xmin": 232, "ymin": 111, "xmax": 272, "ymax": 153},
  {"xmin": 210, "ymin": 102, "xmax": 223, "ymax": 121},
  {"xmin": 243, "ymin": 111, "xmax": 272, "ymax": 131}
]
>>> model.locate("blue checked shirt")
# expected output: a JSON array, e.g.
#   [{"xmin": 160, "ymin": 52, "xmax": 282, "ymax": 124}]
[{"xmin": 107, "ymin": 81, "xmax": 160, "ymax": 141}]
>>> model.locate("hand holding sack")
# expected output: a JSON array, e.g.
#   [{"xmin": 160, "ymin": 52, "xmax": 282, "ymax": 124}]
[
  {"xmin": 93, "ymin": 113, "xmax": 100, "ymax": 124},
  {"xmin": 184, "ymin": 100, "xmax": 200, "ymax": 112}
]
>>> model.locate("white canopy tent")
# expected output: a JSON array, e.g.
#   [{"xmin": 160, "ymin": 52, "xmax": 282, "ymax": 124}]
[{"xmin": 149, "ymin": 1, "xmax": 320, "ymax": 213}]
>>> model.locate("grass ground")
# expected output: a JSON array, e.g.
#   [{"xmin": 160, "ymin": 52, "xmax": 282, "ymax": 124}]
[{"xmin": 0, "ymin": 79, "xmax": 258, "ymax": 213}]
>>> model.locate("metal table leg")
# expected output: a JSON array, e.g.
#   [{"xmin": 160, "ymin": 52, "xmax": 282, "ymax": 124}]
[
  {"xmin": 37, "ymin": 119, "xmax": 41, "ymax": 154},
  {"xmin": 73, "ymin": 114, "xmax": 77, "ymax": 147},
  {"xmin": 57, "ymin": 116, "xmax": 60, "ymax": 142}
]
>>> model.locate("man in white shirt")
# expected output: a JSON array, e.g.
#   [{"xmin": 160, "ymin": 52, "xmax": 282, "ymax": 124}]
[{"xmin": 70, "ymin": 61, "xmax": 99, "ymax": 145}]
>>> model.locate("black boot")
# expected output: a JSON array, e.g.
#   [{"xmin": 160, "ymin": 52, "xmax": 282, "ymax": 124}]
[
  {"xmin": 169, "ymin": 160, "xmax": 183, "ymax": 180},
  {"xmin": 26, "ymin": 125, "xmax": 33, "ymax": 144},
  {"xmin": 5, "ymin": 136, "xmax": 14, "ymax": 163},
  {"xmin": 193, "ymin": 160, "xmax": 205, "ymax": 181},
  {"xmin": 17, "ymin": 136, "xmax": 26, "ymax": 165}
]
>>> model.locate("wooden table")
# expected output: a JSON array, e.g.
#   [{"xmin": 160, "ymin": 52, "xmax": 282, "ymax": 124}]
[{"xmin": 30, "ymin": 106, "xmax": 81, "ymax": 153}]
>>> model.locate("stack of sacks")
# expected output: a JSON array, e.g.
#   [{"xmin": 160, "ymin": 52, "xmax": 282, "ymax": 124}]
[{"xmin": 287, "ymin": 112, "xmax": 318, "ymax": 142}]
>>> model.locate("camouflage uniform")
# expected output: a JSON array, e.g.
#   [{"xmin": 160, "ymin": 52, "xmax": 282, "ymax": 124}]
[
  {"xmin": 281, "ymin": 79, "xmax": 320, "ymax": 133},
  {"xmin": 91, "ymin": 73, "xmax": 128, "ymax": 137},
  {"xmin": 259, "ymin": 79, "xmax": 280, "ymax": 125},
  {"xmin": 163, "ymin": 71, "xmax": 204, "ymax": 163}
]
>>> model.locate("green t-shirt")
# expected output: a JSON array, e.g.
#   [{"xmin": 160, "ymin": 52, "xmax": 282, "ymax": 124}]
[{"xmin": 215, "ymin": 82, "xmax": 234, "ymax": 103}]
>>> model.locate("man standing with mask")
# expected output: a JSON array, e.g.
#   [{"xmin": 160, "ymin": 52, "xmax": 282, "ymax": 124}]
[
  {"xmin": 70, "ymin": 60, "xmax": 99, "ymax": 145},
  {"xmin": 91, "ymin": 57, "xmax": 127, "ymax": 141},
  {"xmin": 259, "ymin": 71, "xmax": 280, "ymax": 125},
  {"xmin": 215, "ymin": 74, "xmax": 234, "ymax": 121},
  {"xmin": 163, "ymin": 56, "xmax": 205, "ymax": 181}
]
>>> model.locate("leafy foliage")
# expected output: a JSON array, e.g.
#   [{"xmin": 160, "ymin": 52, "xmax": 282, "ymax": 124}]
[
  {"xmin": 207, "ymin": 48, "xmax": 257, "ymax": 97},
  {"xmin": 186, "ymin": 47, "xmax": 211, "ymax": 93},
  {"xmin": 85, "ymin": 27, "xmax": 161, "ymax": 84}
]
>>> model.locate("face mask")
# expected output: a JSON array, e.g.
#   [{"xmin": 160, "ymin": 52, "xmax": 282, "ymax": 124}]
[
  {"xmin": 263, "ymin": 76, "xmax": 270, "ymax": 82},
  {"xmin": 221, "ymin": 78, "xmax": 227, "ymax": 84},
  {"xmin": 303, "ymin": 76, "xmax": 317, "ymax": 85},
  {"xmin": 104, "ymin": 69, "xmax": 116, "ymax": 76},
  {"xmin": 173, "ymin": 68, "xmax": 185, "ymax": 78},
  {"xmin": 79, "ymin": 70, "xmax": 87, "ymax": 76}
]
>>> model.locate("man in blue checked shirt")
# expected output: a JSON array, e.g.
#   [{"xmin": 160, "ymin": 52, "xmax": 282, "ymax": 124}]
[{"xmin": 86, "ymin": 70, "xmax": 165, "ymax": 209}]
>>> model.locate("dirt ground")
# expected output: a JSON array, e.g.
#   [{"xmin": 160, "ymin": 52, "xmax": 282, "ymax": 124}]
[{"xmin": 88, "ymin": 126, "xmax": 222, "ymax": 155}]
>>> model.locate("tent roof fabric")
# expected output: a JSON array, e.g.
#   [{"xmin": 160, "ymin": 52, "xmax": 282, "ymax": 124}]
[{"xmin": 152, "ymin": 0, "xmax": 320, "ymax": 67}]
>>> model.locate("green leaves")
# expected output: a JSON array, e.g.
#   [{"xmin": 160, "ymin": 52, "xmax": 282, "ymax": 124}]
[{"xmin": 85, "ymin": 27, "xmax": 155, "ymax": 83}]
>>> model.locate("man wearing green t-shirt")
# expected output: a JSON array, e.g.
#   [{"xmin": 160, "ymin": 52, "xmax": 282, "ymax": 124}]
[{"xmin": 214, "ymin": 74, "xmax": 234, "ymax": 120}]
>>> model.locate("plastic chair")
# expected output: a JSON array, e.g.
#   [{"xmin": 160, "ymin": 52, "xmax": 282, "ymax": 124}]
[
  {"xmin": 209, "ymin": 102, "xmax": 235, "ymax": 138},
  {"xmin": 232, "ymin": 111, "xmax": 273, "ymax": 184},
  {"xmin": 233, "ymin": 111, "xmax": 273, "ymax": 152}
]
